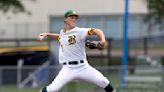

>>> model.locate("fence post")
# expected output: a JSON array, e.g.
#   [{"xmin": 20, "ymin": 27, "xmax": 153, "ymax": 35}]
[
  {"xmin": 107, "ymin": 38, "xmax": 112, "ymax": 65},
  {"xmin": 144, "ymin": 37, "xmax": 148, "ymax": 55},
  {"xmin": 17, "ymin": 59, "xmax": 24, "ymax": 88}
]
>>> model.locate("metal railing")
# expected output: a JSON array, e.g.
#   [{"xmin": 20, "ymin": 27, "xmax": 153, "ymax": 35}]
[{"xmin": 0, "ymin": 65, "xmax": 163, "ymax": 92}]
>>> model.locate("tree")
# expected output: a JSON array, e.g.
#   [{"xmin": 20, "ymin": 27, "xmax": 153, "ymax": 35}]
[
  {"xmin": 143, "ymin": 0, "xmax": 164, "ymax": 55},
  {"xmin": 145, "ymin": 0, "xmax": 164, "ymax": 31},
  {"xmin": 0, "ymin": 0, "xmax": 35, "ymax": 14}
]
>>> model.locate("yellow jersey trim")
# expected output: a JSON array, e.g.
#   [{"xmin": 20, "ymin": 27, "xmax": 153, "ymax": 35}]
[{"xmin": 88, "ymin": 28, "xmax": 94, "ymax": 35}]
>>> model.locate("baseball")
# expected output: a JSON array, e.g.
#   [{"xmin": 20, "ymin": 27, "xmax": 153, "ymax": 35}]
[{"xmin": 39, "ymin": 36, "xmax": 44, "ymax": 40}]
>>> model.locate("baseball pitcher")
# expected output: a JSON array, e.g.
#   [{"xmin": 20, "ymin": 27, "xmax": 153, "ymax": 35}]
[{"xmin": 38, "ymin": 10, "xmax": 116, "ymax": 92}]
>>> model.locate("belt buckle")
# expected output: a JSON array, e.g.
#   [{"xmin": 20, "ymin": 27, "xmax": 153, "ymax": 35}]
[
  {"xmin": 80, "ymin": 60, "xmax": 84, "ymax": 63},
  {"xmin": 69, "ymin": 61, "xmax": 78, "ymax": 65}
]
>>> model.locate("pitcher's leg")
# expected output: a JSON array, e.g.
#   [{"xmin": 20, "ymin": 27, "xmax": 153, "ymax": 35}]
[
  {"xmin": 42, "ymin": 67, "xmax": 73, "ymax": 92},
  {"xmin": 78, "ymin": 65, "xmax": 116, "ymax": 92}
]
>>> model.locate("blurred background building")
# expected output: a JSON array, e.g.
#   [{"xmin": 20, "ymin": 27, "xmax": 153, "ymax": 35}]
[
  {"xmin": 0, "ymin": 0, "xmax": 149, "ymax": 39},
  {"xmin": 0, "ymin": 0, "xmax": 163, "ymax": 92}
]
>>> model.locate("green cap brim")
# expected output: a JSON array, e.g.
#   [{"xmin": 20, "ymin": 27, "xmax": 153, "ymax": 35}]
[{"xmin": 64, "ymin": 10, "xmax": 79, "ymax": 18}]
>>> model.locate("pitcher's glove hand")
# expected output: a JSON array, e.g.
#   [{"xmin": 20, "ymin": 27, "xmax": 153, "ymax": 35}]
[{"xmin": 85, "ymin": 40, "xmax": 104, "ymax": 50}]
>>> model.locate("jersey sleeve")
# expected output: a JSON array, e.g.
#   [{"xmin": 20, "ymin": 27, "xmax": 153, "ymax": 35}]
[
  {"xmin": 78, "ymin": 28, "xmax": 92, "ymax": 40},
  {"xmin": 88, "ymin": 28, "xmax": 95, "ymax": 35}
]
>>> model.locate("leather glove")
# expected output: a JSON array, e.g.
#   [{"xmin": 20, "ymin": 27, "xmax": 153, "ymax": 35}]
[{"xmin": 85, "ymin": 40, "xmax": 104, "ymax": 50}]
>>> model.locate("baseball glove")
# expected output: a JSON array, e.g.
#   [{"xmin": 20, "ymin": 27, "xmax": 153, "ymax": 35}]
[{"xmin": 85, "ymin": 40, "xmax": 104, "ymax": 50}]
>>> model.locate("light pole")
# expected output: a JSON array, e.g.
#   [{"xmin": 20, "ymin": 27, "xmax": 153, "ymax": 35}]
[{"xmin": 121, "ymin": 0, "xmax": 129, "ymax": 86}]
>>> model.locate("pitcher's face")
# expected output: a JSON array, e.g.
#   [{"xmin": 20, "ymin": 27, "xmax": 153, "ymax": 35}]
[{"xmin": 64, "ymin": 15, "xmax": 78, "ymax": 28}]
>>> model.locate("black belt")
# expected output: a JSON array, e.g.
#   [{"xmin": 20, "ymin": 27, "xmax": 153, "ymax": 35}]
[{"xmin": 63, "ymin": 60, "xmax": 84, "ymax": 65}]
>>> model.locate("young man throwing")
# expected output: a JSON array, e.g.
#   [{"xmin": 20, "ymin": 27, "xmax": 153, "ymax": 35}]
[{"xmin": 38, "ymin": 10, "xmax": 116, "ymax": 92}]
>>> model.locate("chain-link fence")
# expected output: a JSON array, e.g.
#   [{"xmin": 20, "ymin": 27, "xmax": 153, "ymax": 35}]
[{"xmin": 0, "ymin": 65, "xmax": 163, "ymax": 92}]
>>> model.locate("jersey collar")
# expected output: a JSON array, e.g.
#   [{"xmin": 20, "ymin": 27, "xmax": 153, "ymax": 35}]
[{"xmin": 63, "ymin": 27, "xmax": 77, "ymax": 33}]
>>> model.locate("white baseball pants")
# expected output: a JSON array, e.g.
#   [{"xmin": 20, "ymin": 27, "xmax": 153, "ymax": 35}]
[{"xmin": 46, "ymin": 62, "xmax": 110, "ymax": 92}]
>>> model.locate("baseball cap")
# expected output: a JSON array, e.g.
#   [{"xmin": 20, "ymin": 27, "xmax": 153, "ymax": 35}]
[{"xmin": 64, "ymin": 10, "xmax": 79, "ymax": 18}]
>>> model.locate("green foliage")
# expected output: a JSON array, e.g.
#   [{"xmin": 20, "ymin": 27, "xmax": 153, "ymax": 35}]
[
  {"xmin": 145, "ymin": 0, "xmax": 164, "ymax": 30},
  {"xmin": 0, "ymin": 0, "xmax": 34, "ymax": 14}
]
